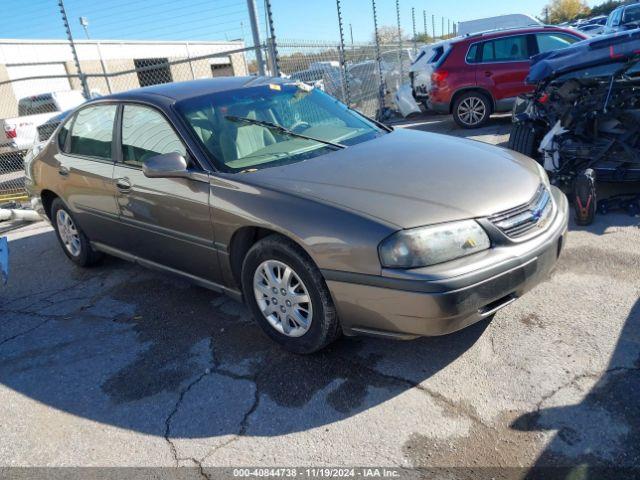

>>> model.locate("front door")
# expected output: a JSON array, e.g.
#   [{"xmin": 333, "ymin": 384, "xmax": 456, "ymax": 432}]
[{"xmin": 112, "ymin": 104, "xmax": 219, "ymax": 282}]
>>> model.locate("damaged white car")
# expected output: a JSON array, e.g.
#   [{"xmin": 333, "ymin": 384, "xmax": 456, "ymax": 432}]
[{"xmin": 509, "ymin": 29, "xmax": 640, "ymax": 225}]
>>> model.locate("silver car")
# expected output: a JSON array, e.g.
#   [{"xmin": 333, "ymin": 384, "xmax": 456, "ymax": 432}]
[{"xmin": 26, "ymin": 77, "xmax": 568, "ymax": 353}]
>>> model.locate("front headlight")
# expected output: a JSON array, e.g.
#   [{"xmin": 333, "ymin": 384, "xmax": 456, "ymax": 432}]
[{"xmin": 379, "ymin": 220, "xmax": 490, "ymax": 269}]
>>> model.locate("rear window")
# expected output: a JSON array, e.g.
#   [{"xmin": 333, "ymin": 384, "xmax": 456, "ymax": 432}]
[
  {"xmin": 18, "ymin": 95, "xmax": 58, "ymax": 116},
  {"xmin": 466, "ymin": 44, "xmax": 479, "ymax": 63},
  {"xmin": 69, "ymin": 105, "xmax": 117, "ymax": 159},
  {"xmin": 623, "ymin": 4, "xmax": 640, "ymax": 24}
]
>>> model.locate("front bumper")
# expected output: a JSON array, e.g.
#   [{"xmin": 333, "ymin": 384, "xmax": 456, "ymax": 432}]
[{"xmin": 325, "ymin": 187, "xmax": 569, "ymax": 339}]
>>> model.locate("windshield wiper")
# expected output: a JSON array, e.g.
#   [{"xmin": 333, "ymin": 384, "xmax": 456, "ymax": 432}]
[{"xmin": 225, "ymin": 115, "xmax": 346, "ymax": 149}]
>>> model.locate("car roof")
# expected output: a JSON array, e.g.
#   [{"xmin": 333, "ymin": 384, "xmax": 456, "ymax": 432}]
[
  {"xmin": 94, "ymin": 76, "xmax": 287, "ymax": 104},
  {"xmin": 453, "ymin": 25, "xmax": 580, "ymax": 44}
]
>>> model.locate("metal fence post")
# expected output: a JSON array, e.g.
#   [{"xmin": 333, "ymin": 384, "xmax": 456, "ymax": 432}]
[
  {"xmin": 395, "ymin": 0, "xmax": 403, "ymax": 81},
  {"xmin": 423, "ymin": 10, "xmax": 427, "ymax": 38},
  {"xmin": 96, "ymin": 42, "xmax": 113, "ymax": 93},
  {"xmin": 371, "ymin": 0, "xmax": 386, "ymax": 120},
  {"xmin": 336, "ymin": 0, "xmax": 351, "ymax": 106},
  {"xmin": 247, "ymin": 0, "xmax": 265, "ymax": 76},
  {"xmin": 432, "ymin": 15, "xmax": 436, "ymax": 42},
  {"xmin": 265, "ymin": 0, "xmax": 280, "ymax": 77},
  {"xmin": 411, "ymin": 7, "xmax": 417, "ymax": 52},
  {"xmin": 58, "ymin": 0, "xmax": 90, "ymax": 98}
]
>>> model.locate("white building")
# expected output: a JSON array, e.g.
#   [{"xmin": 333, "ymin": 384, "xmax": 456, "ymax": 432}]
[{"xmin": 0, "ymin": 39, "xmax": 249, "ymax": 118}]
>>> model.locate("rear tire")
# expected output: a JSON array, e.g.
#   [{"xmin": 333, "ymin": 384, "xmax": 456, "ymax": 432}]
[
  {"xmin": 573, "ymin": 169, "xmax": 596, "ymax": 226},
  {"xmin": 51, "ymin": 198, "xmax": 103, "ymax": 267},
  {"xmin": 241, "ymin": 234, "xmax": 341, "ymax": 354},
  {"xmin": 452, "ymin": 91, "xmax": 491, "ymax": 129},
  {"xmin": 508, "ymin": 122, "xmax": 540, "ymax": 161}
]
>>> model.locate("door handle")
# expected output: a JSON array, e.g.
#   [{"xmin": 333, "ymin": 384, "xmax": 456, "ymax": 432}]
[
  {"xmin": 58, "ymin": 166, "xmax": 70, "ymax": 177},
  {"xmin": 484, "ymin": 70, "xmax": 493, "ymax": 77},
  {"xmin": 115, "ymin": 177, "xmax": 132, "ymax": 192}
]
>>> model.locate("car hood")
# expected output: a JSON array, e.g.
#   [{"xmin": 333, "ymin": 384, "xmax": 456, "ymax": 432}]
[{"xmin": 239, "ymin": 129, "xmax": 543, "ymax": 229}]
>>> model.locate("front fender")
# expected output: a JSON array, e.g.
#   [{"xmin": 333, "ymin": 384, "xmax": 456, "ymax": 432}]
[{"xmin": 209, "ymin": 175, "xmax": 395, "ymax": 283}]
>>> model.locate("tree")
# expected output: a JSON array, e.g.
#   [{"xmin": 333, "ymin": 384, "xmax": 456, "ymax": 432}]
[
  {"xmin": 373, "ymin": 25, "xmax": 409, "ymax": 44},
  {"xmin": 542, "ymin": 0, "xmax": 591, "ymax": 23}
]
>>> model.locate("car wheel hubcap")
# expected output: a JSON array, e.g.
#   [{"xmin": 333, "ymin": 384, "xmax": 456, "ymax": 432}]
[
  {"xmin": 458, "ymin": 97, "xmax": 486, "ymax": 126},
  {"xmin": 253, "ymin": 260, "xmax": 313, "ymax": 337},
  {"xmin": 56, "ymin": 209, "xmax": 81, "ymax": 257}
]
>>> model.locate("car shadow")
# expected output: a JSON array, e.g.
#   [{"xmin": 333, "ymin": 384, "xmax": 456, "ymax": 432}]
[
  {"xmin": 511, "ymin": 298, "xmax": 640, "ymax": 478},
  {"xmin": 0, "ymin": 227, "xmax": 489, "ymax": 440}
]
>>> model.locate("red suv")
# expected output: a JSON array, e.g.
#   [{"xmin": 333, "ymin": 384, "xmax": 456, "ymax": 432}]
[{"xmin": 427, "ymin": 26, "xmax": 586, "ymax": 128}]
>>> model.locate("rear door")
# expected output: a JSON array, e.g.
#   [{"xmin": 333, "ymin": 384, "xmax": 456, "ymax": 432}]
[
  {"xmin": 57, "ymin": 104, "xmax": 119, "ymax": 243},
  {"xmin": 475, "ymin": 34, "xmax": 533, "ymax": 109},
  {"xmin": 111, "ymin": 103, "xmax": 219, "ymax": 282}
]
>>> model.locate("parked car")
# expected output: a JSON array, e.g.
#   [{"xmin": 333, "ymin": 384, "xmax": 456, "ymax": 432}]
[
  {"xmin": 26, "ymin": 78, "xmax": 568, "ymax": 353},
  {"xmin": 509, "ymin": 29, "xmax": 640, "ymax": 225},
  {"xmin": 578, "ymin": 24, "xmax": 605, "ymax": 36},
  {"xmin": 409, "ymin": 39, "xmax": 455, "ymax": 107},
  {"xmin": 603, "ymin": 3, "xmax": 640, "ymax": 34},
  {"xmin": 1, "ymin": 91, "xmax": 86, "ymax": 156},
  {"xmin": 426, "ymin": 26, "xmax": 586, "ymax": 128}
]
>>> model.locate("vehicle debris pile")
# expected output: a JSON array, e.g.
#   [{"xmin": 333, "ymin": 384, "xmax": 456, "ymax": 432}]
[{"xmin": 509, "ymin": 30, "xmax": 640, "ymax": 224}]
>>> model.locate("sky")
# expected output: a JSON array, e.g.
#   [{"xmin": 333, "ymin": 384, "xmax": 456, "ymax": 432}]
[{"xmin": 2, "ymin": 0, "xmax": 604, "ymax": 45}]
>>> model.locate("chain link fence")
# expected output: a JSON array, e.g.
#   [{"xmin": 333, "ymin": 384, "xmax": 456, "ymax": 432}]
[
  {"xmin": 0, "ymin": 42, "xmax": 256, "ymax": 201},
  {"xmin": 277, "ymin": 40, "xmax": 414, "ymax": 119},
  {"xmin": 0, "ymin": 0, "xmax": 430, "ymax": 201}
]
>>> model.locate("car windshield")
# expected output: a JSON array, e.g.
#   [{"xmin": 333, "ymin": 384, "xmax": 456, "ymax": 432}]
[
  {"xmin": 623, "ymin": 5, "xmax": 640, "ymax": 24},
  {"xmin": 176, "ymin": 83, "xmax": 385, "ymax": 172}
]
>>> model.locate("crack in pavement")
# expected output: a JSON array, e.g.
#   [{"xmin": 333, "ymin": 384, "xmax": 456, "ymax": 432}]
[
  {"xmin": 164, "ymin": 369, "xmax": 212, "ymax": 467},
  {"xmin": 335, "ymin": 353, "xmax": 488, "ymax": 427},
  {"xmin": 0, "ymin": 316, "xmax": 53, "ymax": 348}
]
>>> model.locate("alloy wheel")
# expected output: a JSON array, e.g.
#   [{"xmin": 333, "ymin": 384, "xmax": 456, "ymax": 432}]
[
  {"xmin": 56, "ymin": 209, "xmax": 82, "ymax": 257},
  {"xmin": 457, "ymin": 96, "xmax": 486, "ymax": 126},
  {"xmin": 253, "ymin": 259, "xmax": 313, "ymax": 337}
]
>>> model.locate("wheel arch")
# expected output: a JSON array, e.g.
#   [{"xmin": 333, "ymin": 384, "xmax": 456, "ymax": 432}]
[
  {"xmin": 449, "ymin": 87, "xmax": 495, "ymax": 114},
  {"xmin": 40, "ymin": 189, "xmax": 60, "ymax": 221},
  {"xmin": 227, "ymin": 225, "xmax": 317, "ymax": 291}
]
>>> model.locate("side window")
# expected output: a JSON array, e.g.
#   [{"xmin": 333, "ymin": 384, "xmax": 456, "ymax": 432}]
[
  {"xmin": 121, "ymin": 105, "xmax": 186, "ymax": 168},
  {"xmin": 466, "ymin": 44, "xmax": 479, "ymax": 63},
  {"xmin": 536, "ymin": 33, "xmax": 580, "ymax": 54},
  {"xmin": 69, "ymin": 105, "xmax": 117, "ymax": 159},
  {"xmin": 58, "ymin": 117, "xmax": 71, "ymax": 152},
  {"xmin": 481, "ymin": 35, "xmax": 529, "ymax": 62}
]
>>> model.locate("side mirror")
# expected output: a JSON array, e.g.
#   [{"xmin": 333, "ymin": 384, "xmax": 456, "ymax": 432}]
[{"xmin": 142, "ymin": 152, "xmax": 189, "ymax": 179}]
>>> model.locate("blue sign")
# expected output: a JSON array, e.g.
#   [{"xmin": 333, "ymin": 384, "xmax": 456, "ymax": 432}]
[{"xmin": 0, "ymin": 237, "xmax": 8, "ymax": 285}]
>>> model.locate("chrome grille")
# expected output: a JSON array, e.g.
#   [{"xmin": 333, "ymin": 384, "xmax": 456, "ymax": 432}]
[{"xmin": 489, "ymin": 186, "xmax": 553, "ymax": 238}]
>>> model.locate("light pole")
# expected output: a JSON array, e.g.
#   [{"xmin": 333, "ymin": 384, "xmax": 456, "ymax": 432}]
[{"xmin": 78, "ymin": 16, "xmax": 112, "ymax": 94}]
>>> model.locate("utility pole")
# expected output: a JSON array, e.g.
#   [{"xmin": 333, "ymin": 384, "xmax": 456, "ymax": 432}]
[
  {"xmin": 448, "ymin": 18, "xmax": 451, "ymax": 36},
  {"xmin": 441, "ymin": 17, "xmax": 444, "ymax": 39},
  {"xmin": 349, "ymin": 23, "xmax": 354, "ymax": 49},
  {"xmin": 246, "ymin": 0, "xmax": 265, "ymax": 76}
]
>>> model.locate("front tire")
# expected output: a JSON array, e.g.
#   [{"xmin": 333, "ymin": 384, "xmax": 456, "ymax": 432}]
[
  {"xmin": 508, "ymin": 122, "xmax": 540, "ymax": 161},
  {"xmin": 453, "ymin": 91, "xmax": 491, "ymax": 129},
  {"xmin": 51, "ymin": 198, "xmax": 102, "ymax": 267},
  {"xmin": 241, "ymin": 235, "xmax": 340, "ymax": 354}
]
